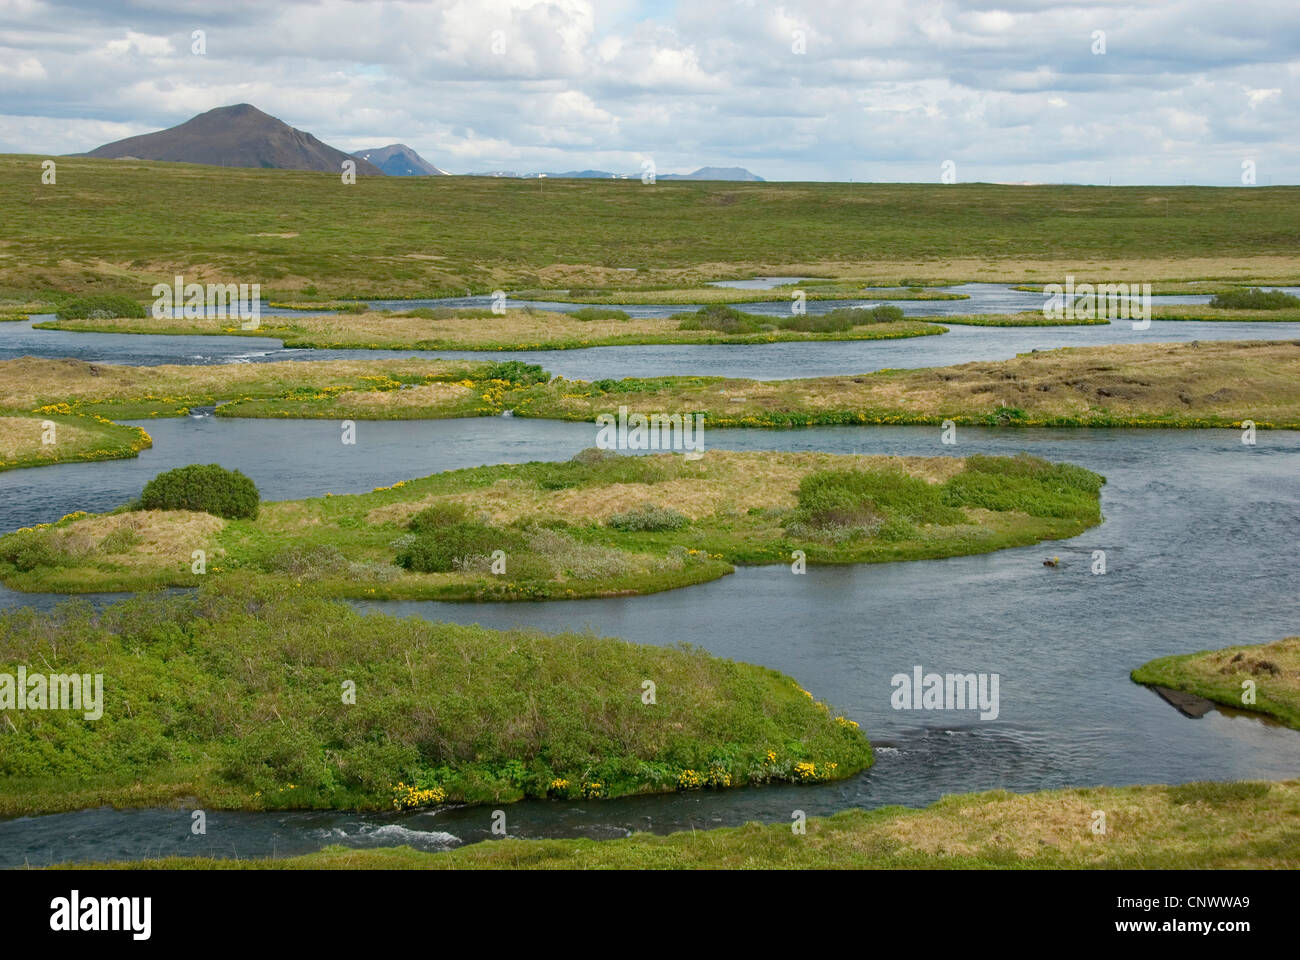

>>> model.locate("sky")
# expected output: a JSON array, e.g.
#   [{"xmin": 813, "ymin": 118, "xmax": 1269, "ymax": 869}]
[{"xmin": 0, "ymin": 0, "xmax": 1296, "ymax": 183}]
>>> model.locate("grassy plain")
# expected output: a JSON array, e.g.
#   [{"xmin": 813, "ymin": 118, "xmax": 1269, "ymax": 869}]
[{"xmin": 4, "ymin": 155, "xmax": 1300, "ymax": 300}]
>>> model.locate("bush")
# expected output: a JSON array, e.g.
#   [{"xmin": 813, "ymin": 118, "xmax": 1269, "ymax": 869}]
[
  {"xmin": 606, "ymin": 503, "xmax": 690, "ymax": 532},
  {"xmin": 674, "ymin": 304, "xmax": 768, "ymax": 334},
  {"xmin": 787, "ymin": 468, "xmax": 963, "ymax": 540},
  {"xmin": 570, "ymin": 307, "xmax": 630, "ymax": 322},
  {"xmin": 1209, "ymin": 288, "xmax": 1300, "ymax": 310},
  {"xmin": 56, "ymin": 295, "xmax": 146, "ymax": 321},
  {"xmin": 0, "ymin": 529, "xmax": 62, "ymax": 571},
  {"xmin": 408, "ymin": 502, "xmax": 470, "ymax": 532},
  {"xmin": 778, "ymin": 305, "xmax": 904, "ymax": 333},
  {"xmin": 138, "ymin": 464, "xmax": 260, "ymax": 519},
  {"xmin": 480, "ymin": 360, "xmax": 550, "ymax": 385},
  {"xmin": 395, "ymin": 523, "xmax": 526, "ymax": 573}
]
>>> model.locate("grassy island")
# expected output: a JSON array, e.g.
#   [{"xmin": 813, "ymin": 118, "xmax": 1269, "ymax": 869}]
[
  {"xmin": 0, "ymin": 587, "xmax": 871, "ymax": 817},
  {"xmin": 1133, "ymin": 637, "xmax": 1300, "ymax": 729},
  {"xmin": 0, "ymin": 450, "xmax": 1103, "ymax": 598}
]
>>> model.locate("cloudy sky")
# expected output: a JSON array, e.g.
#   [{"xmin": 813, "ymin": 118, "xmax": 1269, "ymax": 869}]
[{"xmin": 1, "ymin": 0, "xmax": 1296, "ymax": 183}]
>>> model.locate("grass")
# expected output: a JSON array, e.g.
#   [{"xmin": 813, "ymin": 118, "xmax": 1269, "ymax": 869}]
[
  {"xmin": 1132, "ymin": 637, "xmax": 1300, "ymax": 729},
  {"xmin": 0, "ymin": 450, "xmax": 1103, "ymax": 598},
  {"xmin": 0, "ymin": 585, "xmax": 871, "ymax": 816},
  {"xmin": 0, "ymin": 408, "xmax": 150, "ymax": 471},
  {"xmin": 60, "ymin": 779, "xmax": 1300, "ymax": 869},
  {"xmin": 5, "ymin": 155, "xmax": 1300, "ymax": 301},
  {"xmin": 35, "ymin": 307, "xmax": 945, "ymax": 350}
]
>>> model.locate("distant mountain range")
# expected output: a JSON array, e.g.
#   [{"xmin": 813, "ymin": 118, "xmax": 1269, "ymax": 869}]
[
  {"xmin": 81, "ymin": 104, "xmax": 382, "ymax": 175},
  {"xmin": 352, "ymin": 143, "xmax": 448, "ymax": 176},
  {"xmin": 80, "ymin": 104, "xmax": 762, "ymax": 181},
  {"xmin": 468, "ymin": 166, "xmax": 764, "ymax": 181}
]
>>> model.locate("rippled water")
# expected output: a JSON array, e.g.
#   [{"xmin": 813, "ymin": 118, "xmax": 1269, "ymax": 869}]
[{"xmin": 1, "ymin": 417, "xmax": 1297, "ymax": 865}]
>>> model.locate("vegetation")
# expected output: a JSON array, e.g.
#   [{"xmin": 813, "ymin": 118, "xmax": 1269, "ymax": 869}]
[
  {"xmin": 139, "ymin": 464, "xmax": 260, "ymax": 520},
  {"xmin": 67, "ymin": 780, "xmax": 1300, "ymax": 869},
  {"xmin": 0, "ymin": 450, "xmax": 1103, "ymax": 598},
  {"xmin": 53, "ymin": 294, "xmax": 145, "ymax": 320},
  {"xmin": 0, "ymin": 408, "xmax": 150, "ymax": 472},
  {"xmin": 1132, "ymin": 637, "xmax": 1300, "ymax": 729},
  {"xmin": 4, "ymin": 156, "xmax": 1300, "ymax": 301},
  {"xmin": 674, "ymin": 303, "xmax": 906, "ymax": 335},
  {"xmin": 0, "ymin": 586, "xmax": 872, "ymax": 816},
  {"xmin": 1208, "ymin": 287, "xmax": 1300, "ymax": 310},
  {"xmin": 36, "ymin": 305, "xmax": 945, "ymax": 350},
  {"xmin": 516, "ymin": 286, "xmax": 969, "ymax": 305}
]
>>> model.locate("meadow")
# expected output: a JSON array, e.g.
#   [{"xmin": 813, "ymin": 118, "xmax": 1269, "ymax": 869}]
[
  {"xmin": 4, "ymin": 155, "xmax": 1300, "ymax": 302},
  {"xmin": 1133, "ymin": 637, "xmax": 1300, "ymax": 729}
]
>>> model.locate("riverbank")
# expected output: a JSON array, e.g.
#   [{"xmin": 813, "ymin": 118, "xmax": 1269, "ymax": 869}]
[
  {"xmin": 0, "ymin": 586, "xmax": 871, "ymax": 817},
  {"xmin": 35, "ymin": 309, "xmax": 947, "ymax": 351},
  {"xmin": 58, "ymin": 779, "xmax": 1300, "ymax": 869},
  {"xmin": 1133, "ymin": 637, "xmax": 1300, "ymax": 729},
  {"xmin": 0, "ymin": 449, "xmax": 1104, "ymax": 597}
]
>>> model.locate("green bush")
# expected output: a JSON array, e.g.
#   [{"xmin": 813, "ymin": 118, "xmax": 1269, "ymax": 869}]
[
  {"xmin": 1209, "ymin": 288, "xmax": 1300, "ymax": 310},
  {"xmin": 396, "ymin": 523, "xmax": 526, "ymax": 573},
  {"xmin": 570, "ymin": 307, "xmax": 630, "ymax": 322},
  {"xmin": 0, "ymin": 528, "xmax": 62, "ymax": 572},
  {"xmin": 606, "ymin": 503, "xmax": 690, "ymax": 532},
  {"xmin": 778, "ymin": 305, "xmax": 905, "ymax": 332},
  {"xmin": 479, "ymin": 360, "xmax": 550, "ymax": 385},
  {"xmin": 138, "ymin": 464, "xmax": 260, "ymax": 519},
  {"xmin": 55, "ymin": 295, "xmax": 146, "ymax": 321},
  {"xmin": 674, "ymin": 304, "xmax": 768, "ymax": 334},
  {"xmin": 408, "ymin": 502, "xmax": 470, "ymax": 532}
]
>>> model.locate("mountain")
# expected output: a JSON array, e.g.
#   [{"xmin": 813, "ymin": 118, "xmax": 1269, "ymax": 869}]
[
  {"xmin": 351, "ymin": 143, "xmax": 448, "ymax": 176},
  {"xmin": 659, "ymin": 166, "xmax": 764, "ymax": 182},
  {"xmin": 81, "ymin": 104, "xmax": 382, "ymax": 175}
]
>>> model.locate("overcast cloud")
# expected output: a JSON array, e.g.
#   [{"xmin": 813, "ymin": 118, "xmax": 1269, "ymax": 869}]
[{"xmin": 0, "ymin": 0, "xmax": 1296, "ymax": 183}]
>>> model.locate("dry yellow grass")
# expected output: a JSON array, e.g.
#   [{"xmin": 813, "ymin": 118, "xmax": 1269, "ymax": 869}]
[
  {"xmin": 0, "ymin": 415, "xmax": 98, "ymax": 459},
  {"xmin": 334, "ymin": 381, "xmax": 472, "ymax": 407},
  {"xmin": 50, "ymin": 510, "xmax": 224, "ymax": 569}
]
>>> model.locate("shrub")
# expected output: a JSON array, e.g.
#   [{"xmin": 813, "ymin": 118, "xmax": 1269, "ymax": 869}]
[
  {"xmin": 55, "ymin": 295, "xmax": 146, "ymax": 321},
  {"xmin": 570, "ymin": 307, "xmax": 630, "ymax": 322},
  {"xmin": 787, "ymin": 468, "xmax": 963, "ymax": 540},
  {"xmin": 0, "ymin": 528, "xmax": 62, "ymax": 571},
  {"xmin": 570, "ymin": 447, "xmax": 623, "ymax": 464},
  {"xmin": 138, "ymin": 464, "xmax": 260, "ymax": 519},
  {"xmin": 408, "ymin": 502, "xmax": 470, "ymax": 532},
  {"xmin": 674, "ymin": 304, "xmax": 767, "ymax": 334},
  {"xmin": 778, "ymin": 305, "xmax": 904, "ymax": 332},
  {"xmin": 479, "ymin": 360, "xmax": 550, "ymax": 385},
  {"xmin": 606, "ymin": 503, "xmax": 690, "ymax": 532},
  {"xmin": 1209, "ymin": 288, "xmax": 1300, "ymax": 310},
  {"xmin": 395, "ymin": 522, "xmax": 526, "ymax": 573}
]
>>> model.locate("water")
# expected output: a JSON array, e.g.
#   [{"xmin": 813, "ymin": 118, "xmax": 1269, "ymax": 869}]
[
  {"xmin": 8, "ymin": 312, "xmax": 1300, "ymax": 382},
  {"xmin": 1, "ymin": 418, "xmax": 1297, "ymax": 865}
]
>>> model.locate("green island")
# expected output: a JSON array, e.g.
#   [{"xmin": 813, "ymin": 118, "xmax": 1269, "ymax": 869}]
[
  {"xmin": 62, "ymin": 780, "xmax": 1300, "ymax": 870},
  {"xmin": 1133, "ymin": 637, "xmax": 1300, "ymax": 729},
  {"xmin": 0, "ymin": 587, "xmax": 870, "ymax": 817},
  {"xmin": 0, "ymin": 409, "xmax": 150, "ymax": 472},
  {"xmin": 0, "ymin": 449, "xmax": 1103, "ymax": 597},
  {"xmin": 33, "ymin": 304, "xmax": 947, "ymax": 351}
]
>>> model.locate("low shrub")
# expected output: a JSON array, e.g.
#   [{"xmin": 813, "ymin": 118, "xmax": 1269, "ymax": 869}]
[
  {"xmin": 570, "ymin": 307, "xmax": 630, "ymax": 322},
  {"xmin": 606, "ymin": 503, "xmax": 690, "ymax": 532},
  {"xmin": 1209, "ymin": 288, "xmax": 1300, "ymax": 310},
  {"xmin": 408, "ymin": 502, "xmax": 470, "ymax": 532},
  {"xmin": 395, "ymin": 523, "xmax": 526, "ymax": 573},
  {"xmin": 138, "ymin": 464, "xmax": 260, "ymax": 520},
  {"xmin": 55, "ymin": 295, "xmax": 146, "ymax": 321},
  {"xmin": 674, "ymin": 304, "xmax": 768, "ymax": 334},
  {"xmin": 479, "ymin": 360, "xmax": 550, "ymax": 385}
]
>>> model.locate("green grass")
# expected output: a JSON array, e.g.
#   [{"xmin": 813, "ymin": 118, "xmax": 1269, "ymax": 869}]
[
  {"xmin": 0, "ymin": 585, "xmax": 871, "ymax": 816},
  {"xmin": 1209, "ymin": 287, "xmax": 1300, "ymax": 310},
  {"xmin": 0, "ymin": 407, "xmax": 151, "ymax": 472},
  {"xmin": 5, "ymin": 155, "xmax": 1300, "ymax": 301},
  {"xmin": 1132, "ymin": 637, "xmax": 1300, "ymax": 729},
  {"xmin": 0, "ymin": 450, "xmax": 1103, "ymax": 598},
  {"xmin": 60, "ymin": 779, "xmax": 1300, "ymax": 869}
]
